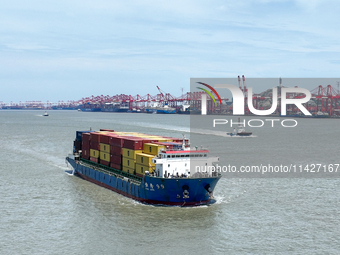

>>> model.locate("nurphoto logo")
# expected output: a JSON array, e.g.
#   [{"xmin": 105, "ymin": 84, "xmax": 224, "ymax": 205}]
[{"xmin": 199, "ymin": 82, "xmax": 311, "ymax": 116}]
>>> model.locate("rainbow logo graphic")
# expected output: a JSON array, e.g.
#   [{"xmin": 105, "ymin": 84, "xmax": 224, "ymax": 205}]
[{"xmin": 196, "ymin": 82, "xmax": 222, "ymax": 106}]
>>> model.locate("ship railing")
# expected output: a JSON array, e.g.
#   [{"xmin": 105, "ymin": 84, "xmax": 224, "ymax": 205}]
[
  {"xmin": 161, "ymin": 171, "xmax": 221, "ymax": 179},
  {"xmin": 190, "ymin": 171, "xmax": 220, "ymax": 178},
  {"xmin": 80, "ymin": 159, "xmax": 142, "ymax": 183}
]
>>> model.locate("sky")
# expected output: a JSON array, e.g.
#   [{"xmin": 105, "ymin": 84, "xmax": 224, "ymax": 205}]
[{"xmin": 1, "ymin": 0, "xmax": 340, "ymax": 103}]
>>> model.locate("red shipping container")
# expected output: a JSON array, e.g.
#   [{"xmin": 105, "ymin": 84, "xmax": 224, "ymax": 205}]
[
  {"xmin": 90, "ymin": 132, "xmax": 101, "ymax": 142},
  {"xmin": 82, "ymin": 141, "xmax": 90, "ymax": 150},
  {"xmin": 100, "ymin": 160, "xmax": 110, "ymax": 166},
  {"xmin": 171, "ymin": 138, "xmax": 181, "ymax": 143},
  {"xmin": 81, "ymin": 149, "xmax": 90, "ymax": 160},
  {"xmin": 90, "ymin": 141, "xmax": 100, "ymax": 150},
  {"xmin": 100, "ymin": 134, "xmax": 111, "ymax": 144},
  {"xmin": 110, "ymin": 163, "xmax": 121, "ymax": 170},
  {"xmin": 110, "ymin": 154, "xmax": 122, "ymax": 164},
  {"xmin": 90, "ymin": 157, "xmax": 98, "ymax": 163},
  {"xmin": 82, "ymin": 132, "xmax": 91, "ymax": 142},
  {"xmin": 110, "ymin": 145, "xmax": 122, "ymax": 155},
  {"xmin": 122, "ymin": 137, "xmax": 146, "ymax": 150},
  {"xmin": 109, "ymin": 136, "xmax": 124, "ymax": 147},
  {"xmin": 171, "ymin": 138, "xmax": 189, "ymax": 144},
  {"xmin": 153, "ymin": 141, "xmax": 182, "ymax": 150}
]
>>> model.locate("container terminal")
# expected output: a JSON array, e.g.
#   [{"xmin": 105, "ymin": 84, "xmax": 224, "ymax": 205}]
[{"xmin": 2, "ymin": 77, "xmax": 340, "ymax": 117}]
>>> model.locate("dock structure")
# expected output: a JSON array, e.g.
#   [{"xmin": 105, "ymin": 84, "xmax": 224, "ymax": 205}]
[{"xmin": 3, "ymin": 78, "xmax": 340, "ymax": 116}]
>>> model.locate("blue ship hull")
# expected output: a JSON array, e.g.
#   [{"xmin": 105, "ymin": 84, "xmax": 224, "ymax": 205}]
[
  {"xmin": 156, "ymin": 109, "xmax": 176, "ymax": 114},
  {"xmin": 145, "ymin": 108, "xmax": 157, "ymax": 113},
  {"xmin": 80, "ymin": 108, "xmax": 101, "ymax": 112},
  {"xmin": 66, "ymin": 157, "xmax": 221, "ymax": 206},
  {"xmin": 145, "ymin": 108, "xmax": 176, "ymax": 114},
  {"xmin": 101, "ymin": 108, "xmax": 129, "ymax": 112}
]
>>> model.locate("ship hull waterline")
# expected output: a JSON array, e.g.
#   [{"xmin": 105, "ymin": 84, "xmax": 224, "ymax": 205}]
[{"xmin": 66, "ymin": 157, "xmax": 221, "ymax": 207}]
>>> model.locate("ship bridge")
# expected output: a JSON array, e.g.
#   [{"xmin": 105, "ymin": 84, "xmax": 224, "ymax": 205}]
[{"xmin": 152, "ymin": 148, "xmax": 219, "ymax": 178}]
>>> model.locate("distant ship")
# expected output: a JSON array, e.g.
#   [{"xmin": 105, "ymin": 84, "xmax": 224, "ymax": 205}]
[
  {"xmin": 79, "ymin": 103, "xmax": 101, "ymax": 112},
  {"xmin": 314, "ymin": 111, "xmax": 330, "ymax": 118},
  {"xmin": 227, "ymin": 118, "xmax": 252, "ymax": 137},
  {"xmin": 128, "ymin": 108, "xmax": 142, "ymax": 113},
  {"xmin": 51, "ymin": 106, "xmax": 77, "ymax": 110},
  {"xmin": 146, "ymin": 103, "xmax": 176, "ymax": 114},
  {"xmin": 101, "ymin": 103, "xmax": 129, "ymax": 113},
  {"xmin": 2, "ymin": 105, "xmax": 25, "ymax": 110},
  {"xmin": 80, "ymin": 107, "xmax": 101, "ymax": 112},
  {"xmin": 227, "ymin": 127, "xmax": 252, "ymax": 137},
  {"xmin": 177, "ymin": 104, "xmax": 190, "ymax": 114}
]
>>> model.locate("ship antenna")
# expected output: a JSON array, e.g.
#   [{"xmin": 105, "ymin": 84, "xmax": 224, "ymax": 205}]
[{"xmin": 182, "ymin": 134, "xmax": 186, "ymax": 150}]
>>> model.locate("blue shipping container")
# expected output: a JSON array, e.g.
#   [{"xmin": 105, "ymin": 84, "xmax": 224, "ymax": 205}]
[{"xmin": 76, "ymin": 131, "xmax": 92, "ymax": 141}]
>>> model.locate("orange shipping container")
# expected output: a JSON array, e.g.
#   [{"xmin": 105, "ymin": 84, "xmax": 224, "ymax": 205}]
[{"xmin": 110, "ymin": 163, "xmax": 121, "ymax": 170}]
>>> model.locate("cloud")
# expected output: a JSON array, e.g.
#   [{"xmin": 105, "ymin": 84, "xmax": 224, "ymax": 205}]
[
  {"xmin": 294, "ymin": 0, "xmax": 322, "ymax": 11},
  {"xmin": 0, "ymin": 0, "xmax": 340, "ymax": 102}
]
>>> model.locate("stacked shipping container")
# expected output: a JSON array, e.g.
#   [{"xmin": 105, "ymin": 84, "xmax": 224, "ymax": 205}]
[
  {"xmin": 81, "ymin": 132, "xmax": 91, "ymax": 160},
  {"xmin": 77, "ymin": 130, "xmax": 186, "ymax": 177}
]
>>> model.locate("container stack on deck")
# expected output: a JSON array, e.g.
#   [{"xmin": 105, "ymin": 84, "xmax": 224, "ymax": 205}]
[
  {"xmin": 74, "ymin": 131, "xmax": 91, "ymax": 159},
  {"xmin": 89, "ymin": 132, "xmax": 101, "ymax": 164},
  {"xmin": 75, "ymin": 130, "xmax": 187, "ymax": 178},
  {"xmin": 83, "ymin": 133, "xmax": 91, "ymax": 159}
]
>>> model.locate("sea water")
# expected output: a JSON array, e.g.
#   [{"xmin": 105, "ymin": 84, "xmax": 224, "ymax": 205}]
[{"xmin": 0, "ymin": 110, "xmax": 339, "ymax": 254}]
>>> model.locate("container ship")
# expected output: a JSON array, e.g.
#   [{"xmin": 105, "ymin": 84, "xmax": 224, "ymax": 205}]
[
  {"xmin": 101, "ymin": 103, "xmax": 129, "ymax": 112},
  {"xmin": 66, "ymin": 130, "xmax": 221, "ymax": 206},
  {"xmin": 145, "ymin": 103, "xmax": 176, "ymax": 114}
]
